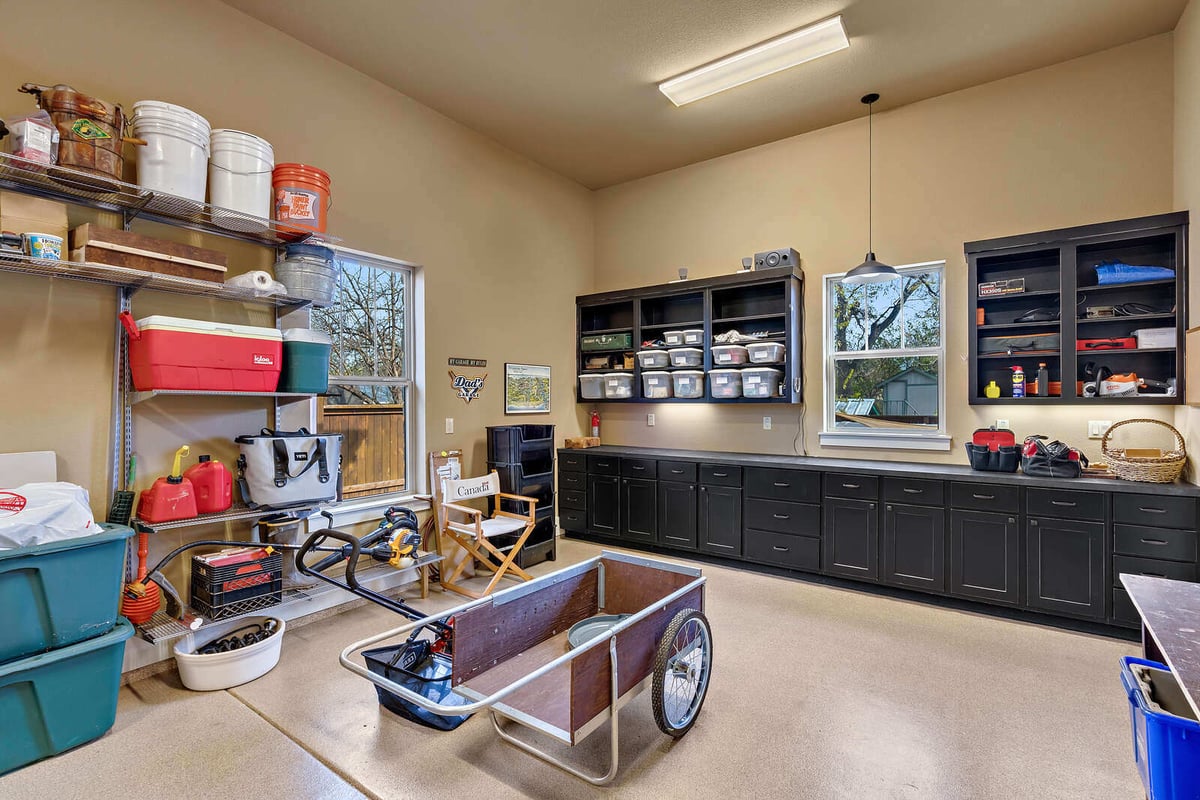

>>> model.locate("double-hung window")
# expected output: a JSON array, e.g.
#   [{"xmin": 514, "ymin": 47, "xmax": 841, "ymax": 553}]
[
  {"xmin": 313, "ymin": 248, "xmax": 417, "ymax": 498},
  {"xmin": 821, "ymin": 261, "xmax": 949, "ymax": 450}
]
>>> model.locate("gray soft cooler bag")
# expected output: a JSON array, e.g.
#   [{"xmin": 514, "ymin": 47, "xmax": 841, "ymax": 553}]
[{"xmin": 236, "ymin": 427, "xmax": 342, "ymax": 509}]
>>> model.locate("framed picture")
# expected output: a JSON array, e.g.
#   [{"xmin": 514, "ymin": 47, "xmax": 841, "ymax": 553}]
[{"xmin": 504, "ymin": 363, "xmax": 551, "ymax": 414}]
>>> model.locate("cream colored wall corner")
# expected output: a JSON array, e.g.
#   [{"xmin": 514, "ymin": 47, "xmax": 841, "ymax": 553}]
[{"xmin": 1174, "ymin": 0, "xmax": 1200, "ymax": 484}]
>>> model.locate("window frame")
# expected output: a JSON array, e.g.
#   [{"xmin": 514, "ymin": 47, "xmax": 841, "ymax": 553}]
[{"xmin": 819, "ymin": 260, "xmax": 950, "ymax": 451}]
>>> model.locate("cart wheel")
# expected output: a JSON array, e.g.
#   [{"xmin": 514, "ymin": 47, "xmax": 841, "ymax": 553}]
[{"xmin": 652, "ymin": 608, "xmax": 712, "ymax": 738}]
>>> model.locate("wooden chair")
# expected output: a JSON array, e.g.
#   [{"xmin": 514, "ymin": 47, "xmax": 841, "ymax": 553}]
[{"xmin": 439, "ymin": 471, "xmax": 538, "ymax": 598}]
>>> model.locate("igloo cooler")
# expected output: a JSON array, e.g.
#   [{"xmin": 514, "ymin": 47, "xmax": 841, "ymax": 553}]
[{"xmin": 120, "ymin": 313, "xmax": 283, "ymax": 392}]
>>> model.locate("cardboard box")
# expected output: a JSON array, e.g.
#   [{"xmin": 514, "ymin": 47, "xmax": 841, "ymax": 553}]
[{"xmin": 0, "ymin": 191, "xmax": 68, "ymax": 247}]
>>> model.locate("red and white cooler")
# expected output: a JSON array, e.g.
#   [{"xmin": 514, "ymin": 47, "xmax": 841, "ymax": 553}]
[{"xmin": 120, "ymin": 313, "xmax": 283, "ymax": 392}]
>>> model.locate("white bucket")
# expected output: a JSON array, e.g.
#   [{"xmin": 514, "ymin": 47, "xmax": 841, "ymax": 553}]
[
  {"xmin": 209, "ymin": 129, "xmax": 274, "ymax": 219},
  {"xmin": 132, "ymin": 100, "xmax": 212, "ymax": 202}
]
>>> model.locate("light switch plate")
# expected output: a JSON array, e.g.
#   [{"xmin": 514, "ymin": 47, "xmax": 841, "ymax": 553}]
[
  {"xmin": 445, "ymin": 418, "xmax": 454, "ymax": 434},
  {"xmin": 1088, "ymin": 420, "xmax": 1113, "ymax": 439},
  {"xmin": 647, "ymin": 413, "xmax": 655, "ymax": 427},
  {"xmin": 763, "ymin": 416, "xmax": 772, "ymax": 430}
]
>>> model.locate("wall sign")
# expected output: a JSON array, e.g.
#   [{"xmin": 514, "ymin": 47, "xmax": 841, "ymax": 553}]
[
  {"xmin": 448, "ymin": 357, "xmax": 487, "ymax": 368},
  {"xmin": 504, "ymin": 363, "xmax": 551, "ymax": 415},
  {"xmin": 448, "ymin": 370, "xmax": 487, "ymax": 404}
]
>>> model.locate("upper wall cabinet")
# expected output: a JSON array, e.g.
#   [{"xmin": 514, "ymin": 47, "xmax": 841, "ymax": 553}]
[
  {"xmin": 965, "ymin": 212, "xmax": 1188, "ymax": 405},
  {"xmin": 576, "ymin": 266, "xmax": 803, "ymax": 404}
]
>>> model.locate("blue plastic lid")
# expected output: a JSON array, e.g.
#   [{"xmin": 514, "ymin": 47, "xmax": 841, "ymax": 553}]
[{"xmin": 283, "ymin": 242, "xmax": 335, "ymax": 261}]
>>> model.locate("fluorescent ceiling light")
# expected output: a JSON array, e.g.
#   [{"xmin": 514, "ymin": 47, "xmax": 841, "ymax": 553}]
[{"xmin": 659, "ymin": 16, "xmax": 849, "ymax": 106}]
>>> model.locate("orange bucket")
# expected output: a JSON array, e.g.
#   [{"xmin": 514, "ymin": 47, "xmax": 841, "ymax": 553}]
[{"xmin": 272, "ymin": 163, "xmax": 331, "ymax": 234}]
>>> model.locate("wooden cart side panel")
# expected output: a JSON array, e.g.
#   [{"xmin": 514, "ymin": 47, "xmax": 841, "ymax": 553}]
[
  {"xmin": 600, "ymin": 557, "xmax": 696, "ymax": 615},
  {"xmin": 569, "ymin": 585, "xmax": 704, "ymax": 739},
  {"xmin": 452, "ymin": 569, "xmax": 599, "ymax": 686}
]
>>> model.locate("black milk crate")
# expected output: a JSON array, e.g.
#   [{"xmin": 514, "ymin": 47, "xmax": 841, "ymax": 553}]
[
  {"xmin": 190, "ymin": 551, "xmax": 283, "ymax": 620},
  {"xmin": 488, "ymin": 462, "xmax": 554, "ymax": 510},
  {"xmin": 486, "ymin": 425, "xmax": 555, "ymax": 467}
]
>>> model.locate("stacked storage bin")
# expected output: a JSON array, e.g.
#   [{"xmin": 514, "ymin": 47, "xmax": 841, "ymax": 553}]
[
  {"xmin": 0, "ymin": 524, "xmax": 135, "ymax": 774},
  {"xmin": 486, "ymin": 425, "xmax": 556, "ymax": 567}
]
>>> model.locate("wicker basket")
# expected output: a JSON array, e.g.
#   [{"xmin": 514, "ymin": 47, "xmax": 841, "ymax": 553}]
[{"xmin": 1101, "ymin": 418, "xmax": 1187, "ymax": 483}]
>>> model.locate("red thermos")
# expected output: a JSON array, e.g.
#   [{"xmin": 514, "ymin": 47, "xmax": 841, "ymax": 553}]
[{"xmin": 184, "ymin": 455, "xmax": 233, "ymax": 514}]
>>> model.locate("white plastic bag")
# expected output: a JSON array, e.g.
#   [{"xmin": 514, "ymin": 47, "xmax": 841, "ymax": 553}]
[{"xmin": 0, "ymin": 482, "xmax": 104, "ymax": 549}]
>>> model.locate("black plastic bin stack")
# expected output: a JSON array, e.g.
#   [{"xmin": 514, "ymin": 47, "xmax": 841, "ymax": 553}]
[{"xmin": 486, "ymin": 424, "xmax": 556, "ymax": 567}]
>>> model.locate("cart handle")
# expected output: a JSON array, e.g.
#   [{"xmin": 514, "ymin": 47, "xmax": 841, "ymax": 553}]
[{"xmin": 338, "ymin": 570, "xmax": 706, "ymax": 717}]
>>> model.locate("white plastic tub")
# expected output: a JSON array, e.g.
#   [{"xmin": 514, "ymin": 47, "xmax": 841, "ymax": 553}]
[
  {"xmin": 747, "ymin": 342, "xmax": 786, "ymax": 364},
  {"xmin": 672, "ymin": 370, "xmax": 705, "ymax": 399},
  {"xmin": 669, "ymin": 347, "xmax": 704, "ymax": 367},
  {"xmin": 663, "ymin": 330, "xmax": 685, "ymax": 346},
  {"xmin": 741, "ymin": 367, "xmax": 783, "ymax": 398},
  {"xmin": 603, "ymin": 372, "xmax": 634, "ymax": 399},
  {"xmin": 1134, "ymin": 328, "xmax": 1175, "ymax": 349},
  {"xmin": 637, "ymin": 350, "xmax": 670, "ymax": 369},
  {"xmin": 711, "ymin": 344, "xmax": 749, "ymax": 365},
  {"xmin": 642, "ymin": 371, "xmax": 673, "ymax": 399},
  {"xmin": 131, "ymin": 101, "xmax": 212, "ymax": 202},
  {"xmin": 209, "ymin": 129, "xmax": 274, "ymax": 219},
  {"xmin": 709, "ymin": 369, "xmax": 743, "ymax": 398},
  {"xmin": 579, "ymin": 374, "xmax": 604, "ymax": 400},
  {"xmin": 173, "ymin": 616, "xmax": 284, "ymax": 691},
  {"xmin": 682, "ymin": 329, "xmax": 704, "ymax": 345}
]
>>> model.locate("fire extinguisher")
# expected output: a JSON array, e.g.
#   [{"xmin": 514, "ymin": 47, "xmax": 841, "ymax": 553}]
[{"xmin": 590, "ymin": 409, "xmax": 600, "ymax": 439}]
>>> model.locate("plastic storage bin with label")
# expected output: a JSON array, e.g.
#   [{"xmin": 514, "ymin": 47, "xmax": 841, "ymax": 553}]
[
  {"xmin": 682, "ymin": 329, "xmax": 704, "ymax": 345},
  {"xmin": 668, "ymin": 347, "xmax": 704, "ymax": 368},
  {"xmin": 603, "ymin": 372, "xmax": 634, "ymax": 399},
  {"xmin": 663, "ymin": 330, "xmax": 685, "ymax": 346},
  {"xmin": 636, "ymin": 350, "xmax": 670, "ymax": 369},
  {"xmin": 747, "ymin": 342, "xmax": 786, "ymax": 364},
  {"xmin": 578, "ymin": 374, "xmax": 604, "ymax": 400},
  {"xmin": 742, "ymin": 367, "xmax": 783, "ymax": 398},
  {"xmin": 120, "ymin": 313, "xmax": 283, "ymax": 392},
  {"xmin": 642, "ymin": 371, "xmax": 673, "ymax": 399},
  {"xmin": 672, "ymin": 370, "xmax": 705, "ymax": 399},
  {"xmin": 711, "ymin": 344, "xmax": 749, "ymax": 365},
  {"xmin": 710, "ymin": 369, "xmax": 743, "ymax": 399},
  {"xmin": 1120, "ymin": 656, "xmax": 1200, "ymax": 800},
  {"xmin": 1134, "ymin": 328, "xmax": 1176, "ymax": 349}
]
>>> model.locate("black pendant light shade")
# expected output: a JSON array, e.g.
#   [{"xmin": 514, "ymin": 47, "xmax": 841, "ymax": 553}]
[{"xmin": 843, "ymin": 92, "xmax": 899, "ymax": 285}]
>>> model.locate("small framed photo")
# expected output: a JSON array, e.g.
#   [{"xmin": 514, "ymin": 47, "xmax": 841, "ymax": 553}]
[{"xmin": 504, "ymin": 363, "xmax": 551, "ymax": 414}]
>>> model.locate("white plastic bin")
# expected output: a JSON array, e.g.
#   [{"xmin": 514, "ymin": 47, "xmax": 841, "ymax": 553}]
[
  {"xmin": 741, "ymin": 367, "xmax": 783, "ymax": 398},
  {"xmin": 1134, "ymin": 328, "xmax": 1175, "ymax": 349},
  {"xmin": 209, "ymin": 129, "xmax": 274, "ymax": 219},
  {"xmin": 173, "ymin": 616, "xmax": 284, "ymax": 691},
  {"xmin": 579, "ymin": 374, "xmax": 604, "ymax": 400},
  {"xmin": 747, "ymin": 342, "xmax": 786, "ymax": 364},
  {"xmin": 669, "ymin": 347, "xmax": 704, "ymax": 367},
  {"xmin": 131, "ymin": 100, "xmax": 212, "ymax": 202},
  {"xmin": 637, "ymin": 350, "xmax": 670, "ymax": 369},
  {"xmin": 712, "ymin": 344, "xmax": 749, "ymax": 365},
  {"xmin": 710, "ymin": 369, "xmax": 743, "ymax": 398},
  {"xmin": 603, "ymin": 372, "xmax": 634, "ymax": 399},
  {"xmin": 663, "ymin": 330, "xmax": 685, "ymax": 346},
  {"xmin": 642, "ymin": 371, "xmax": 673, "ymax": 399},
  {"xmin": 682, "ymin": 329, "xmax": 704, "ymax": 345},
  {"xmin": 672, "ymin": 370, "xmax": 705, "ymax": 399}
]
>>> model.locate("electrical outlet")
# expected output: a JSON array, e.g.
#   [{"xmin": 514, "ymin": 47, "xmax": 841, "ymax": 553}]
[
  {"xmin": 995, "ymin": 419, "xmax": 1009, "ymax": 430},
  {"xmin": 1088, "ymin": 420, "xmax": 1113, "ymax": 439},
  {"xmin": 763, "ymin": 416, "xmax": 772, "ymax": 431},
  {"xmin": 445, "ymin": 417, "xmax": 454, "ymax": 434},
  {"xmin": 647, "ymin": 413, "xmax": 655, "ymax": 427}
]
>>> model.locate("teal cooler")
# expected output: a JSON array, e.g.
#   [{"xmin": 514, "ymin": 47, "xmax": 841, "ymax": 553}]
[
  {"xmin": 280, "ymin": 328, "xmax": 332, "ymax": 393},
  {"xmin": 0, "ymin": 618, "xmax": 133, "ymax": 774},
  {"xmin": 0, "ymin": 524, "xmax": 134, "ymax": 664}
]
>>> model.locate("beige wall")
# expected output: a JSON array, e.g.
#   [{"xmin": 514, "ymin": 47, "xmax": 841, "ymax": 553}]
[
  {"xmin": 593, "ymin": 35, "xmax": 1179, "ymax": 463},
  {"xmin": 1175, "ymin": 0, "xmax": 1200, "ymax": 483},
  {"xmin": 0, "ymin": 0, "xmax": 593, "ymax": 517}
]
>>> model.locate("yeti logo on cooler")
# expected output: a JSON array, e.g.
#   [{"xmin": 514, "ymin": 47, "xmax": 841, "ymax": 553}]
[
  {"xmin": 294, "ymin": 452, "xmax": 308, "ymax": 462},
  {"xmin": 253, "ymin": 354, "xmax": 275, "ymax": 366}
]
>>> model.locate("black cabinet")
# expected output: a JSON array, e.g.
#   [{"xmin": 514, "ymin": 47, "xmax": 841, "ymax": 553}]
[
  {"xmin": 1025, "ymin": 517, "xmax": 1106, "ymax": 620},
  {"xmin": 822, "ymin": 497, "xmax": 878, "ymax": 581},
  {"xmin": 620, "ymin": 477, "xmax": 657, "ymax": 542},
  {"xmin": 949, "ymin": 509, "xmax": 1020, "ymax": 605},
  {"xmin": 658, "ymin": 481, "xmax": 698, "ymax": 550},
  {"xmin": 882, "ymin": 503, "xmax": 946, "ymax": 592},
  {"xmin": 587, "ymin": 474, "xmax": 620, "ymax": 536},
  {"xmin": 699, "ymin": 485, "xmax": 742, "ymax": 557}
]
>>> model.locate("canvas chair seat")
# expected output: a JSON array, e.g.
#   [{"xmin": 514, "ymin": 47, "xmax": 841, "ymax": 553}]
[
  {"xmin": 438, "ymin": 470, "xmax": 538, "ymax": 599},
  {"xmin": 448, "ymin": 515, "xmax": 528, "ymax": 538}
]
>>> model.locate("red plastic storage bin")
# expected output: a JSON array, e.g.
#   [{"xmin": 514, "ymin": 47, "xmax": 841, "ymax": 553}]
[{"xmin": 121, "ymin": 314, "xmax": 282, "ymax": 392}]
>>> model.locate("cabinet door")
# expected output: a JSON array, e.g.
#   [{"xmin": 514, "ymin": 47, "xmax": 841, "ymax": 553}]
[
  {"xmin": 699, "ymin": 485, "xmax": 742, "ymax": 557},
  {"xmin": 620, "ymin": 477, "xmax": 657, "ymax": 543},
  {"xmin": 949, "ymin": 509, "xmax": 1020, "ymax": 605},
  {"xmin": 657, "ymin": 481, "xmax": 698, "ymax": 550},
  {"xmin": 587, "ymin": 474, "xmax": 620, "ymax": 536},
  {"xmin": 822, "ymin": 497, "xmax": 878, "ymax": 581},
  {"xmin": 882, "ymin": 503, "xmax": 946, "ymax": 592},
  {"xmin": 1025, "ymin": 517, "xmax": 1106, "ymax": 620}
]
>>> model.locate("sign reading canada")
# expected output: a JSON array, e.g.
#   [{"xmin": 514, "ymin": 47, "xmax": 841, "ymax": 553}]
[{"xmin": 448, "ymin": 370, "xmax": 487, "ymax": 404}]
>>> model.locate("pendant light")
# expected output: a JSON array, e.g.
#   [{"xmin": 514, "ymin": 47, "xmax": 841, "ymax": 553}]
[{"xmin": 842, "ymin": 92, "xmax": 900, "ymax": 285}]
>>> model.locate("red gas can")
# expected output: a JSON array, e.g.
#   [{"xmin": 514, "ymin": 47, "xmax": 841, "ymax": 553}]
[
  {"xmin": 183, "ymin": 455, "xmax": 233, "ymax": 514},
  {"xmin": 137, "ymin": 446, "xmax": 198, "ymax": 524}
]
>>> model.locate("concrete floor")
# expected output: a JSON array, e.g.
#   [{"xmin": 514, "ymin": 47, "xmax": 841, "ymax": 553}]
[{"xmin": 3, "ymin": 538, "xmax": 1143, "ymax": 799}]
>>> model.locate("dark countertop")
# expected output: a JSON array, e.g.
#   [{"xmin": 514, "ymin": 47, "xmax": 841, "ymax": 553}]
[
  {"xmin": 560, "ymin": 444, "xmax": 1200, "ymax": 498},
  {"xmin": 1121, "ymin": 574, "xmax": 1200, "ymax": 718}
]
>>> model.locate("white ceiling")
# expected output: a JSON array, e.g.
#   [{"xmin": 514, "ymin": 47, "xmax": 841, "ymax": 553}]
[{"xmin": 222, "ymin": 0, "xmax": 1188, "ymax": 189}]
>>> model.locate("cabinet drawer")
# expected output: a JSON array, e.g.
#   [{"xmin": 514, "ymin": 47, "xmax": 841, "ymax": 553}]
[
  {"xmin": 744, "ymin": 499, "xmax": 821, "ymax": 537},
  {"xmin": 559, "ymin": 451, "xmax": 588, "ymax": 472},
  {"xmin": 1114, "ymin": 524, "xmax": 1198, "ymax": 563},
  {"xmin": 558, "ymin": 470, "xmax": 587, "ymax": 492},
  {"xmin": 824, "ymin": 473, "xmax": 879, "ymax": 500},
  {"xmin": 883, "ymin": 478, "xmax": 944, "ymax": 507},
  {"xmin": 700, "ymin": 464, "xmax": 742, "ymax": 487},
  {"xmin": 1111, "ymin": 587, "xmax": 1140, "ymax": 628},
  {"xmin": 658, "ymin": 460, "xmax": 697, "ymax": 483},
  {"xmin": 1113, "ymin": 493, "xmax": 1197, "ymax": 530},
  {"xmin": 950, "ymin": 482, "xmax": 1019, "ymax": 513},
  {"xmin": 745, "ymin": 467, "xmax": 820, "ymax": 503},
  {"xmin": 743, "ymin": 529, "xmax": 820, "ymax": 572},
  {"xmin": 559, "ymin": 507, "xmax": 587, "ymax": 533},
  {"xmin": 1026, "ymin": 488, "xmax": 1104, "ymax": 521},
  {"xmin": 588, "ymin": 455, "xmax": 619, "ymax": 475},
  {"xmin": 621, "ymin": 457, "xmax": 657, "ymax": 478},
  {"xmin": 1112, "ymin": 555, "xmax": 1196, "ymax": 587},
  {"xmin": 559, "ymin": 489, "xmax": 587, "ymax": 511}
]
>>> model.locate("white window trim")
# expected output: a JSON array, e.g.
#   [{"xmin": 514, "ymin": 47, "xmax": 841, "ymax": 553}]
[{"xmin": 821, "ymin": 260, "xmax": 950, "ymax": 451}]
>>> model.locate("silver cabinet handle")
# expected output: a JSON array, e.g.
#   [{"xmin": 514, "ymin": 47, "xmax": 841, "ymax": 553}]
[
  {"xmin": 597, "ymin": 462, "xmax": 611, "ymax": 468},
  {"xmin": 973, "ymin": 493, "xmax": 995, "ymax": 500},
  {"xmin": 886, "ymin": 505, "xmax": 893, "ymax": 512},
  {"xmin": 712, "ymin": 471, "xmax": 728, "ymax": 477},
  {"xmin": 1031, "ymin": 519, "xmax": 1039, "ymax": 526},
  {"xmin": 1051, "ymin": 500, "xmax": 1076, "ymax": 507},
  {"xmin": 689, "ymin": 485, "xmax": 695, "ymax": 490},
  {"xmin": 1139, "ymin": 506, "xmax": 1167, "ymax": 514},
  {"xmin": 869, "ymin": 503, "xmax": 876, "ymax": 510},
  {"xmin": 773, "ymin": 513, "xmax": 790, "ymax": 520},
  {"xmin": 670, "ymin": 468, "xmax": 685, "ymax": 474},
  {"xmin": 631, "ymin": 464, "xmax": 645, "ymax": 470},
  {"xmin": 1141, "ymin": 538, "xmax": 1168, "ymax": 545},
  {"xmin": 772, "ymin": 545, "xmax": 789, "ymax": 552},
  {"xmin": 843, "ymin": 482, "xmax": 860, "ymax": 489},
  {"xmin": 1008, "ymin": 517, "xmax": 1015, "ymax": 523},
  {"xmin": 903, "ymin": 487, "xmax": 922, "ymax": 494},
  {"xmin": 700, "ymin": 487, "xmax": 707, "ymax": 492},
  {"xmin": 773, "ymin": 481, "xmax": 790, "ymax": 488}
]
